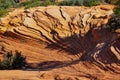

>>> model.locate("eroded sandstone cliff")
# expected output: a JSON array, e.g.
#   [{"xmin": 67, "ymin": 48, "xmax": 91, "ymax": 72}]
[{"xmin": 0, "ymin": 5, "xmax": 120, "ymax": 80}]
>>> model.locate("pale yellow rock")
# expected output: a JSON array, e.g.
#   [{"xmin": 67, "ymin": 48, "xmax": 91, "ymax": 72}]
[
  {"xmin": 46, "ymin": 6, "xmax": 63, "ymax": 20},
  {"xmin": 115, "ymin": 29, "xmax": 120, "ymax": 33},
  {"xmin": 100, "ymin": 5, "xmax": 114, "ymax": 10},
  {"xmin": 0, "ymin": 5, "xmax": 114, "ymax": 42},
  {"xmin": 0, "ymin": 26, "xmax": 7, "ymax": 34},
  {"xmin": 0, "ymin": 18, "xmax": 9, "ymax": 25},
  {"xmin": 60, "ymin": 8, "xmax": 71, "ymax": 21},
  {"xmin": 110, "ymin": 46, "xmax": 120, "ymax": 60},
  {"xmin": 82, "ymin": 14, "xmax": 91, "ymax": 27},
  {"xmin": 93, "ymin": 13, "xmax": 102, "ymax": 18}
]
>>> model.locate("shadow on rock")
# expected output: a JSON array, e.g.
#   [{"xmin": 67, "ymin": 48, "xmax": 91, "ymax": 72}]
[{"xmin": 46, "ymin": 31, "xmax": 96, "ymax": 55}]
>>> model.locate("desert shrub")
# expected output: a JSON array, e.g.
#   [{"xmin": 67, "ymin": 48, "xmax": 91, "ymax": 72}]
[
  {"xmin": 0, "ymin": 0, "xmax": 18, "ymax": 17},
  {"xmin": 0, "ymin": 51, "xmax": 26, "ymax": 70},
  {"xmin": 42, "ymin": 0, "xmax": 58, "ymax": 6},
  {"xmin": 0, "ymin": 0, "xmax": 18, "ymax": 8},
  {"xmin": 59, "ymin": 0, "xmax": 101, "ymax": 6},
  {"xmin": 59, "ymin": 0, "xmax": 84, "ymax": 6},
  {"xmin": 84, "ymin": 0, "xmax": 101, "ymax": 7},
  {"xmin": 0, "ymin": 8, "xmax": 8, "ymax": 17},
  {"xmin": 18, "ymin": 0, "xmax": 42, "ymax": 8},
  {"xmin": 0, "ymin": 0, "xmax": 9, "ymax": 17},
  {"xmin": 111, "ymin": 0, "xmax": 120, "ymax": 16},
  {"xmin": 0, "ymin": 51, "xmax": 13, "ymax": 69},
  {"xmin": 114, "ymin": 7, "xmax": 120, "ymax": 16},
  {"xmin": 108, "ymin": 15, "xmax": 120, "ymax": 31},
  {"xmin": 18, "ymin": 0, "xmax": 58, "ymax": 8},
  {"xmin": 115, "ymin": 0, "xmax": 120, "ymax": 6},
  {"xmin": 105, "ymin": 0, "xmax": 119, "ymax": 4},
  {"xmin": 12, "ymin": 51, "xmax": 26, "ymax": 69}
]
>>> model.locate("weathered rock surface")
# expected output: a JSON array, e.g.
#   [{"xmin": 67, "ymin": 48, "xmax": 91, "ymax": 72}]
[
  {"xmin": 0, "ymin": 5, "xmax": 114, "ymax": 42},
  {"xmin": 0, "ymin": 5, "xmax": 120, "ymax": 80}
]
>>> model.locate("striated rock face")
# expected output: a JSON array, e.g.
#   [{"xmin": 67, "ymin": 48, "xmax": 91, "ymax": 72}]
[
  {"xmin": 0, "ymin": 5, "xmax": 120, "ymax": 80},
  {"xmin": 0, "ymin": 5, "xmax": 114, "ymax": 42}
]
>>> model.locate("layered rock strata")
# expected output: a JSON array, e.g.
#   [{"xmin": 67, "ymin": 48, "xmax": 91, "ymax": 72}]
[{"xmin": 0, "ymin": 5, "xmax": 120, "ymax": 80}]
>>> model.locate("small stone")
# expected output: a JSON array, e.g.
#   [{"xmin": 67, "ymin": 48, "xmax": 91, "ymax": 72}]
[
  {"xmin": 24, "ymin": 9, "xmax": 30, "ymax": 13},
  {"xmin": 26, "ymin": 13, "xmax": 33, "ymax": 17}
]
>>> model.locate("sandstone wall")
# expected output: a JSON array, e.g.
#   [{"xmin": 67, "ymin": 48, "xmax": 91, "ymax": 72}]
[
  {"xmin": 0, "ymin": 5, "xmax": 114, "ymax": 44},
  {"xmin": 0, "ymin": 5, "xmax": 120, "ymax": 78},
  {"xmin": 0, "ymin": 4, "xmax": 120, "ymax": 64}
]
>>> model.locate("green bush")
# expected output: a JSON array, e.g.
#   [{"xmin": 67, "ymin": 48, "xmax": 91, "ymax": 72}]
[
  {"xmin": 84, "ymin": 0, "xmax": 101, "ymax": 7},
  {"xmin": 112, "ymin": 0, "xmax": 120, "ymax": 16},
  {"xmin": 42, "ymin": 0, "xmax": 56, "ymax": 6},
  {"xmin": 59, "ymin": 0, "xmax": 101, "ymax": 6},
  {"xmin": 106, "ymin": 0, "xmax": 119, "ymax": 4},
  {"xmin": 18, "ymin": 0, "xmax": 42, "ymax": 8},
  {"xmin": 0, "ymin": 0, "xmax": 18, "ymax": 8},
  {"xmin": 114, "ymin": 7, "xmax": 120, "ymax": 16},
  {"xmin": 0, "ymin": 50, "xmax": 26, "ymax": 70},
  {"xmin": 0, "ymin": 8, "xmax": 8, "ymax": 17},
  {"xmin": 0, "ymin": 51, "xmax": 13, "ymax": 69},
  {"xmin": 18, "ymin": 0, "xmax": 58, "ymax": 8},
  {"xmin": 59, "ymin": 0, "xmax": 84, "ymax": 6},
  {"xmin": 108, "ymin": 15, "xmax": 120, "ymax": 31},
  {"xmin": 0, "ymin": 0, "xmax": 18, "ymax": 17},
  {"xmin": 12, "ymin": 51, "xmax": 26, "ymax": 69}
]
